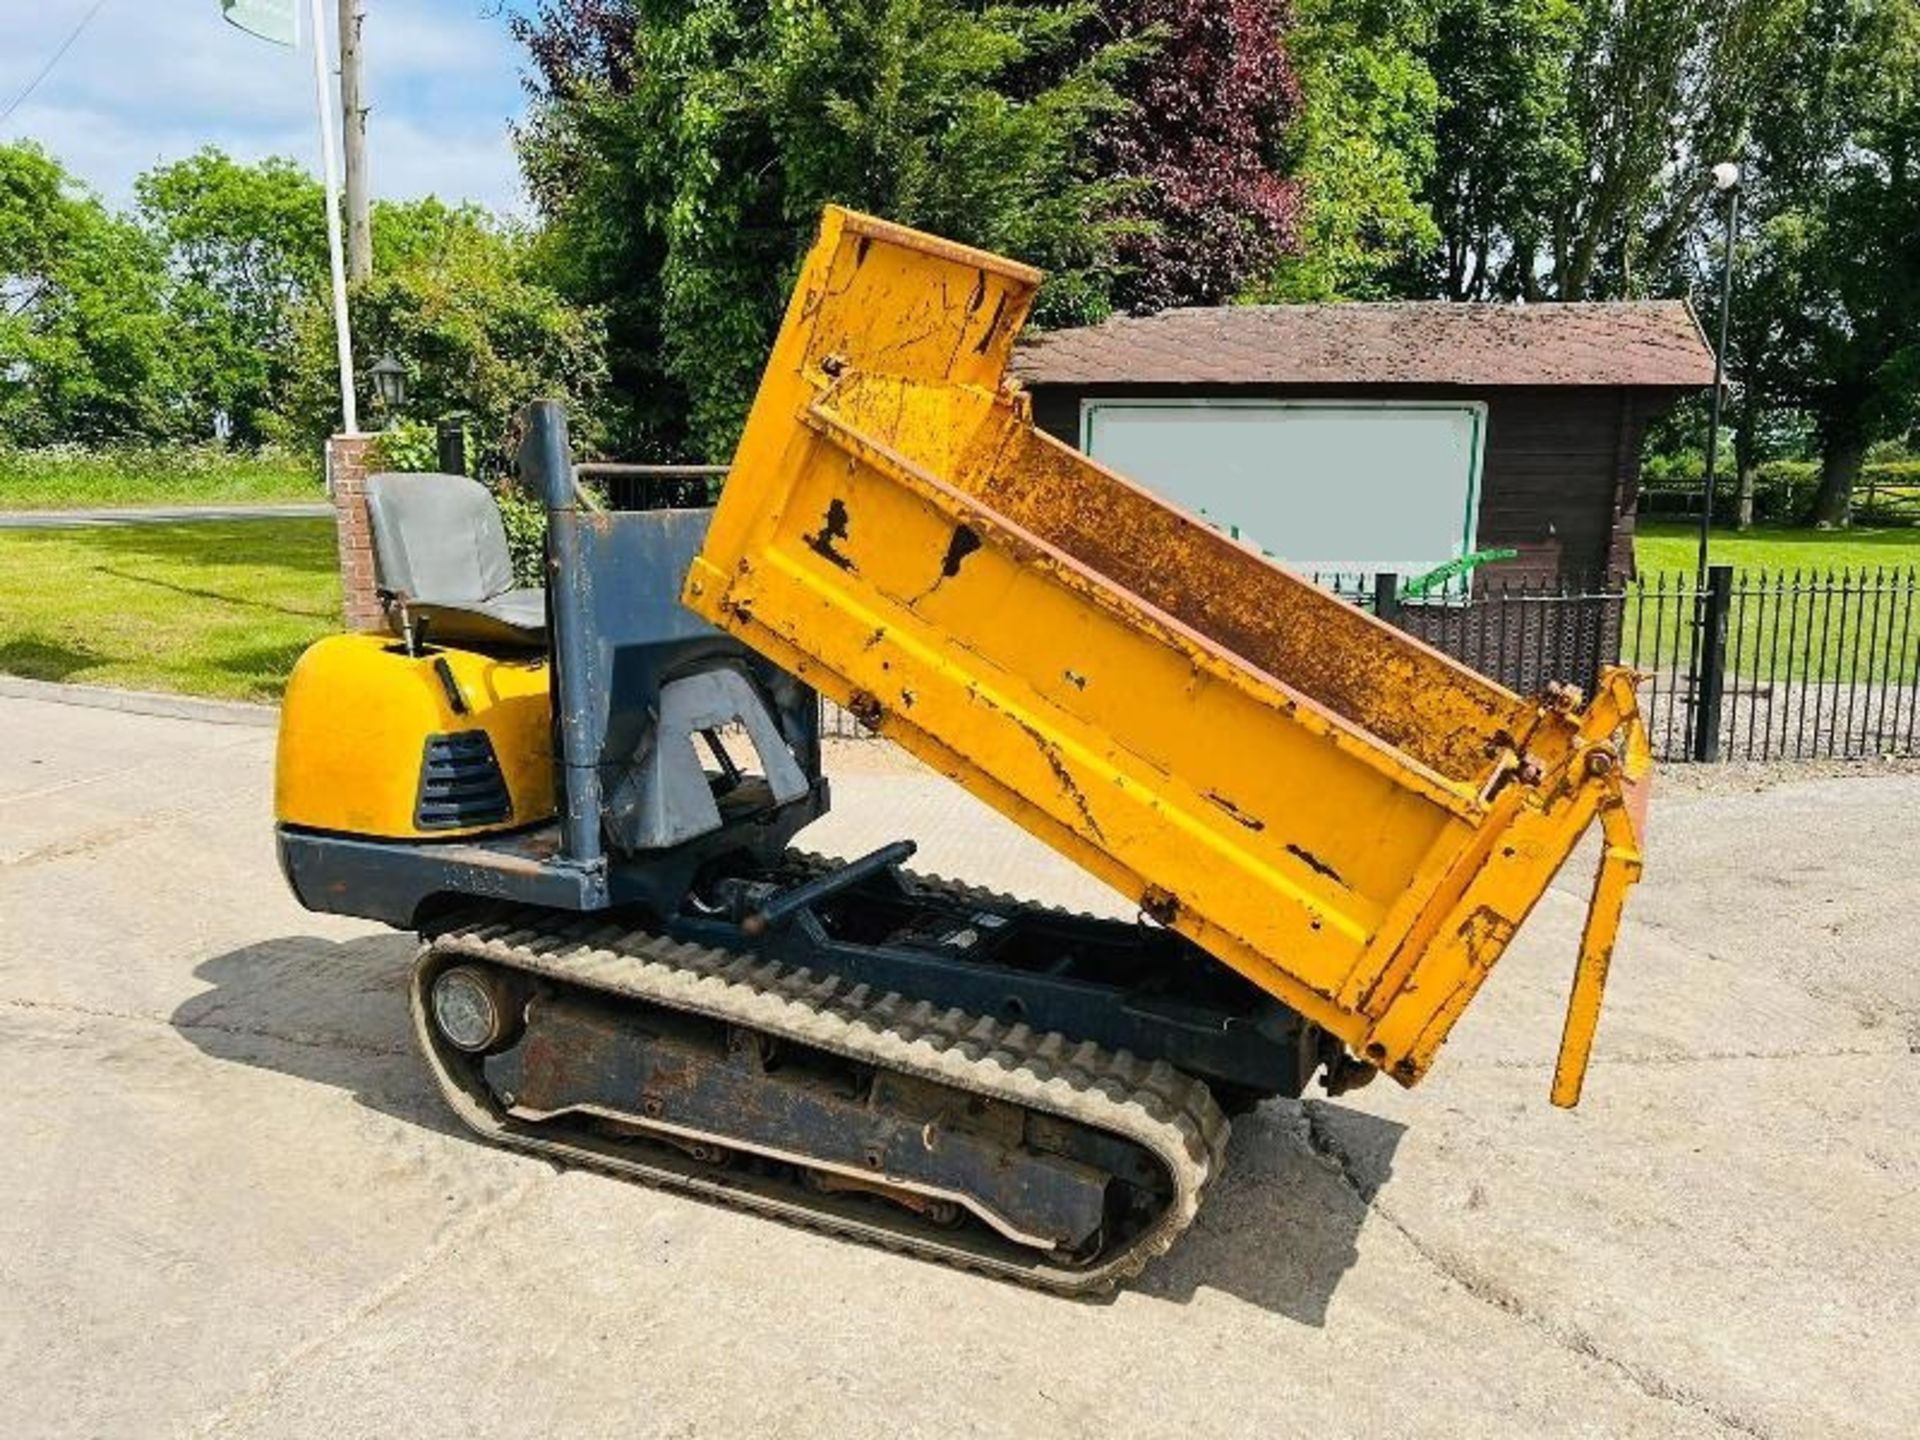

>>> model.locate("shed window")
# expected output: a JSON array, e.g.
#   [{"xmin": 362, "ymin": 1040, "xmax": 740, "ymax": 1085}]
[{"xmin": 1081, "ymin": 399, "xmax": 1486, "ymax": 594}]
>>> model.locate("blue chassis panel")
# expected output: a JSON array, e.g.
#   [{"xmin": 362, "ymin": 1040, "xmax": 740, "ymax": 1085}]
[
  {"xmin": 276, "ymin": 808, "xmax": 1320, "ymax": 1100},
  {"xmin": 278, "ymin": 776, "xmax": 831, "ymax": 927}
]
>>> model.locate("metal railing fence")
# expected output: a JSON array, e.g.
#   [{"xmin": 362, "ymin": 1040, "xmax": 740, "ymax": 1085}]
[
  {"xmin": 1382, "ymin": 566, "xmax": 1920, "ymax": 762},
  {"xmin": 820, "ymin": 565, "xmax": 1920, "ymax": 762}
]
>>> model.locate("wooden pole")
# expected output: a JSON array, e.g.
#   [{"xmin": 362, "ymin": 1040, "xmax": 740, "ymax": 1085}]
[{"xmin": 338, "ymin": 0, "xmax": 371, "ymax": 282}]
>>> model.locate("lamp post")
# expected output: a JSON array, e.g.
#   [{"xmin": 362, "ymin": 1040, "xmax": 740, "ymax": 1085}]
[
  {"xmin": 1685, "ymin": 162, "xmax": 1741, "ymax": 762},
  {"xmin": 1695, "ymin": 161, "xmax": 1741, "ymax": 581},
  {"xmin": 370, "ymin": 353, "xmax": 409, "ymax": 420}
]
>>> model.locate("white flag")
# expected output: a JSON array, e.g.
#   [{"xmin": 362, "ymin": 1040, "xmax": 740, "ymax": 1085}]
[{"xmin": 221, "ymin": 0, "xmax": 296, "ymax": 47}]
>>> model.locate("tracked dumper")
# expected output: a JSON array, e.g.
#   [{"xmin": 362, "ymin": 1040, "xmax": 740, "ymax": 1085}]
[{"xmin": 274, "ymin": 207, "xmax": 1650, "ymax": 1293}]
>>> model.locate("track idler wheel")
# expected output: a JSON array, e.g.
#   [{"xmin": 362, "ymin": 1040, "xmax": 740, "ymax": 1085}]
[{"xmin": 427, "ymin": 964, "xmax": 524, "ymax": 1054}]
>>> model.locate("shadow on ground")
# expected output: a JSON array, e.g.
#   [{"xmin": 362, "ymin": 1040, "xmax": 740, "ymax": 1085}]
[
  {"xmin": 209, "ymin": 638, "xmax": 324, "ymax": 695},
  {"xmin": 175, "ymin": 933, "xmax": 1401, "ymax": 1322},
  {"xmin": 170, "ymin": 933, "xmax": 464, "ymax": 1139},
  {"xmin": 9, "ymin": 519, "xmax": 339, "ymax": 576},
  {"xmin": 0, "ymin": 635, "xmax": 105, "ymax": 681},
  {"xmin": 1139, "ymin": 1099, "xmax": 1403, "ymax": 1324},
  {"xmin": 92, "ymin": 565, "xmax": 334, "ymax": 619}
]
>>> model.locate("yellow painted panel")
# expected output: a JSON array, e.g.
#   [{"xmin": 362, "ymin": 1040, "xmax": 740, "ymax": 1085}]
[
  {"xmin": 275, "ymin": 633, "xmax": 554, "ymax": 839},
  {"xmin": 688, "ymin": 206, "xmax": 1652, "ymax": 1101}
]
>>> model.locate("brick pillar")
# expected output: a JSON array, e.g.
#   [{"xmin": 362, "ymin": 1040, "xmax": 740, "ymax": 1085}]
[{"xmin": 327, "ymin": 434, "xmax": 383, "ymax": 631}]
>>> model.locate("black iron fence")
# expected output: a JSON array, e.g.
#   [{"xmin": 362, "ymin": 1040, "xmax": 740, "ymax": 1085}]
[
  {"xmin": 822, "ymin": 565, "xmax": 1920, "ymax": 762},
  {"xmin": 1373, "ymin": 576, "xmax": 1625, "ymax": 705},
  {"xmin": 1377, "ymin": 566, "xmax": 1920, "ymax": 762},
  {"xmin": 1627, "ymin": 567, "xmax": 1918, "ymax": 762}
]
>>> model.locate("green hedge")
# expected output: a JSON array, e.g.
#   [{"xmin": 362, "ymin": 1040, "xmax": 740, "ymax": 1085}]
[
  {"xmin": 1639, "ymin": 457, "xmax": 1920, "ymax": 525},
  {"xmin": 0, "ymin": 442, "xmax": 320, "ymax": 511}
]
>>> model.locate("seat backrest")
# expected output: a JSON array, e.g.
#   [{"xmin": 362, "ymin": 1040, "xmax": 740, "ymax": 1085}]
[{"xmin": 364, "ymin": 472, "xmax": 516, "ymax": 605}]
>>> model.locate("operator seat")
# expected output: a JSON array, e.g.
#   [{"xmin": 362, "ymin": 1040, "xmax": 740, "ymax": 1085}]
[{"xmin": 363, "ymin": 472, "xmax": 546, "ymax": 649}]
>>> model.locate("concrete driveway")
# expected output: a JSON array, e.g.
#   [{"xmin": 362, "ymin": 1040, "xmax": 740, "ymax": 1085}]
[{"xmin": 1, "ymin": 689, "xmax": 1914, "ymax": 1438}]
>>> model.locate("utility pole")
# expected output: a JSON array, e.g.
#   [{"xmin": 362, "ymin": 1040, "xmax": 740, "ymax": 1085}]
[
  {"xmin": 338, "ymin": 0, "xmax": 371, "ymax": 282},
  {"xmin": 306, "ymin": 0, "xmax": 357, "ymax": 434}
]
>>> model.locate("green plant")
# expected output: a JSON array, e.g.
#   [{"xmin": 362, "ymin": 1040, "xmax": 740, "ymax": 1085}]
[
  {"xmin": 284, "ymin": 216, "xmax": 605, "ymax": 478},
  {"xmin": 368, "ymin": 420, "xmax": 440, "ymax": 474},
  {"xmin": 1718, "ymin": 0, "xmax": 1920, "ymax": 524},
  {"xmin": 1255, "ymin": 0, "xmax": 1439, "ymax": 300},
  {"xmin": 514, "ymin": 0, "xmax": 1153, "ymax": 460},
  {"xmin": 1, "ymin": 143, "xmax": 186, "ymax": 445},
  {"xmin": 493, "ymin": 481, "xmax": 549, "ymax": 589},
  {"xmin": 0, "ymin": 440, "xmax": 317, "ymax": 509},
  {"xmin": 1639, "ymin": 457, "xmax": 1920, "ymax": 527},
  {"xmin": 133, "ymin": 149, "xmax": 328, "ymax": 445}
]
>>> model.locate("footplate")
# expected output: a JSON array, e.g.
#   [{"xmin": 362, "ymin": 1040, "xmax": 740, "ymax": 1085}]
[{"xmin": 413, "ymin": 910, "xmax": 1228, "ymax": 1293}]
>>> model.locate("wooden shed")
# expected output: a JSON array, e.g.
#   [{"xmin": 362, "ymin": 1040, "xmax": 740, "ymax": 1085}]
[{"xmin": 1011, "ymin": 301, "xmax": 1716, "ymax": 586}]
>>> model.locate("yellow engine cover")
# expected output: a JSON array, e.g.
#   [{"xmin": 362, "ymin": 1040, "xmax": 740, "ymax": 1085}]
[{"xmin": 275, "ymin": 633, "xmax": 555, "ymax": 839}]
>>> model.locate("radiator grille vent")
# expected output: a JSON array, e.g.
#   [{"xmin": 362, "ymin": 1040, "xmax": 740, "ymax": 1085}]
[{"xmin": 416, "ymin": 731, "xmax": 511, "ymax": 830}]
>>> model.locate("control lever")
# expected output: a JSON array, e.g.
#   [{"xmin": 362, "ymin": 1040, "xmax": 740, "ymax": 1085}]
[
  {"xmin": 741, "ymin": 840, "xmax": 918, "ymax": 937},
  {"xmin": 378, "ymin": 587, "xmax": 431, "ymax": 657}
]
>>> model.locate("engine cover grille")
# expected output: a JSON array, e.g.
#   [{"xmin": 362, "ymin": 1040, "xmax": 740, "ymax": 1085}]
[{"xmin": 415, "ymin": 730, "xmax": 512, "ymax": 830}]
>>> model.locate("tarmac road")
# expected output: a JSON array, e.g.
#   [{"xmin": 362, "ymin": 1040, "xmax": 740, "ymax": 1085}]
[
  {"xmin": 0, "ymin": 504, "xmax": 331, "ymax": 529},
  {"xmin": 1, "ymin": 687, "xmax": 1915, "ymax": 1439}
]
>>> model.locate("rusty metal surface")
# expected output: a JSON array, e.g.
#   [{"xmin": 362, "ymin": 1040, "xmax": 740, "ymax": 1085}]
[
  {"xmin": 687, "ymin": 206, "xmax": 1651, "ymax": 1101},
  {"xmin": 487, "ymin": 990, "xmax": 1118, "ymax": 1250},
  {"xmin": 957, "ymin": 421, "xmax": 1530, "ymax": 784},
  {"xmin": 414, "ymin": 912, "xmax": 1230, "ymax": 1292}
]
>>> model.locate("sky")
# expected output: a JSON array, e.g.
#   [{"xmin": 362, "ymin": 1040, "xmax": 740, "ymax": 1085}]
[{"xmin": 1, "ymin": 0, "xmax": 538, "ymax": 214}]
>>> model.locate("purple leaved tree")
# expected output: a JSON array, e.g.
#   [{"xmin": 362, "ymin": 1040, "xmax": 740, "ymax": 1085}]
[{"xmin": 1103, "ymin": 0, "xmax": 1302, "ymax": 312}]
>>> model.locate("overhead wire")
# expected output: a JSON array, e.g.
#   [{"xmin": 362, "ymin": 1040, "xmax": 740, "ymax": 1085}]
[{"xmin": 0, "ymin": 0, "xmax": 112, "ymax": 125}]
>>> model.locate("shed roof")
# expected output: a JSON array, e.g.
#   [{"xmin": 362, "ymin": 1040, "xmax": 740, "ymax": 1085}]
[{"xmin": 1011, "ymin": 300, "xmax": 1716, "ymax": 390}]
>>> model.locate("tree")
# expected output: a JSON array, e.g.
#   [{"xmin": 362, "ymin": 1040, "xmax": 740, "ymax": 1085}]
[
  {"xmin": 283, "ymin": 214, "xmax": 607, "ymax": 476},
  {"xmin": 3, "ymin": 141, "xmax": 603, "ymax": 459},
  {"xmin": 371, "ymin": 195, "xmax": 502, "ymax": 272},
  {"xmin": 132, "ymin": 152, "xmax": 594, "ymax": 463},
  {"xmin": 516, "ymin": 0, "xmax": 1144, "ymax": 459},
  {"xmin": 1737, "ymin": 0, "xmax": 1920, "ymax": 526},
  {"xmin": 1419, "ymin": 0, "xmax": 1580, "ymax": 299},
  {"xmin": 1255, "ymin": 0, "xmax": 1438, "ymax": 300},
  {"xmin": 1553, "ymin": 0, "xmax": 1802, "ymax": 299},
  {"xmin": 514, "ymin": 0, "xmax": 1303, "ymax": 457},
  {"xmin": 134, "ymin": 150, "xmax": 328, "ymax": 443},
  {"xmin": 1407, "ymin": 0, "xmax": 1803, "ymax": 301},
  {"xmin": 1098, "ymin": 0, "xmax": 1302, "ymax": 312},
  {"xmin": 0, "ymin": 143, "xmax": 181, "ymax": 445}
]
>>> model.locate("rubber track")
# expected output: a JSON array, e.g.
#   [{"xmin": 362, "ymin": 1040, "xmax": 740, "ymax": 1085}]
[{"xmin": 418, "ymin": 909, "xmax": 1229, "ymax": 1294}]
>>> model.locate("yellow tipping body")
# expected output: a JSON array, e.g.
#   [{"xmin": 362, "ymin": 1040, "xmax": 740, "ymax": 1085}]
[
  {"xmin": 686, "ymin": 207, "xmax": 1651, "ymax": 1104},
  {"xmin": 275, "ymin": 633, "xmax": 554, "ymax": 839}
]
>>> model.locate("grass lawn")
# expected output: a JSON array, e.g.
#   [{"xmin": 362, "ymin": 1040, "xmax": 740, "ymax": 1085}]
[
  {"xmin": 2, "ymin": 512, "xmax": 1914, "ymax": 707},
  {"xmin": 1626, "ymin": 522, "xmax": 1920, "ymax": 682},
  {"xmin": 0, "ymin": 446, "xmax": 323, "ymax": 511},
  {"xmin": 0, "ymin": 520, "xmax": 339, "ymax": 702},
  {"xmin": 1635, "ymin": 520, "xmax": 1920, "ymax": 573}
]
